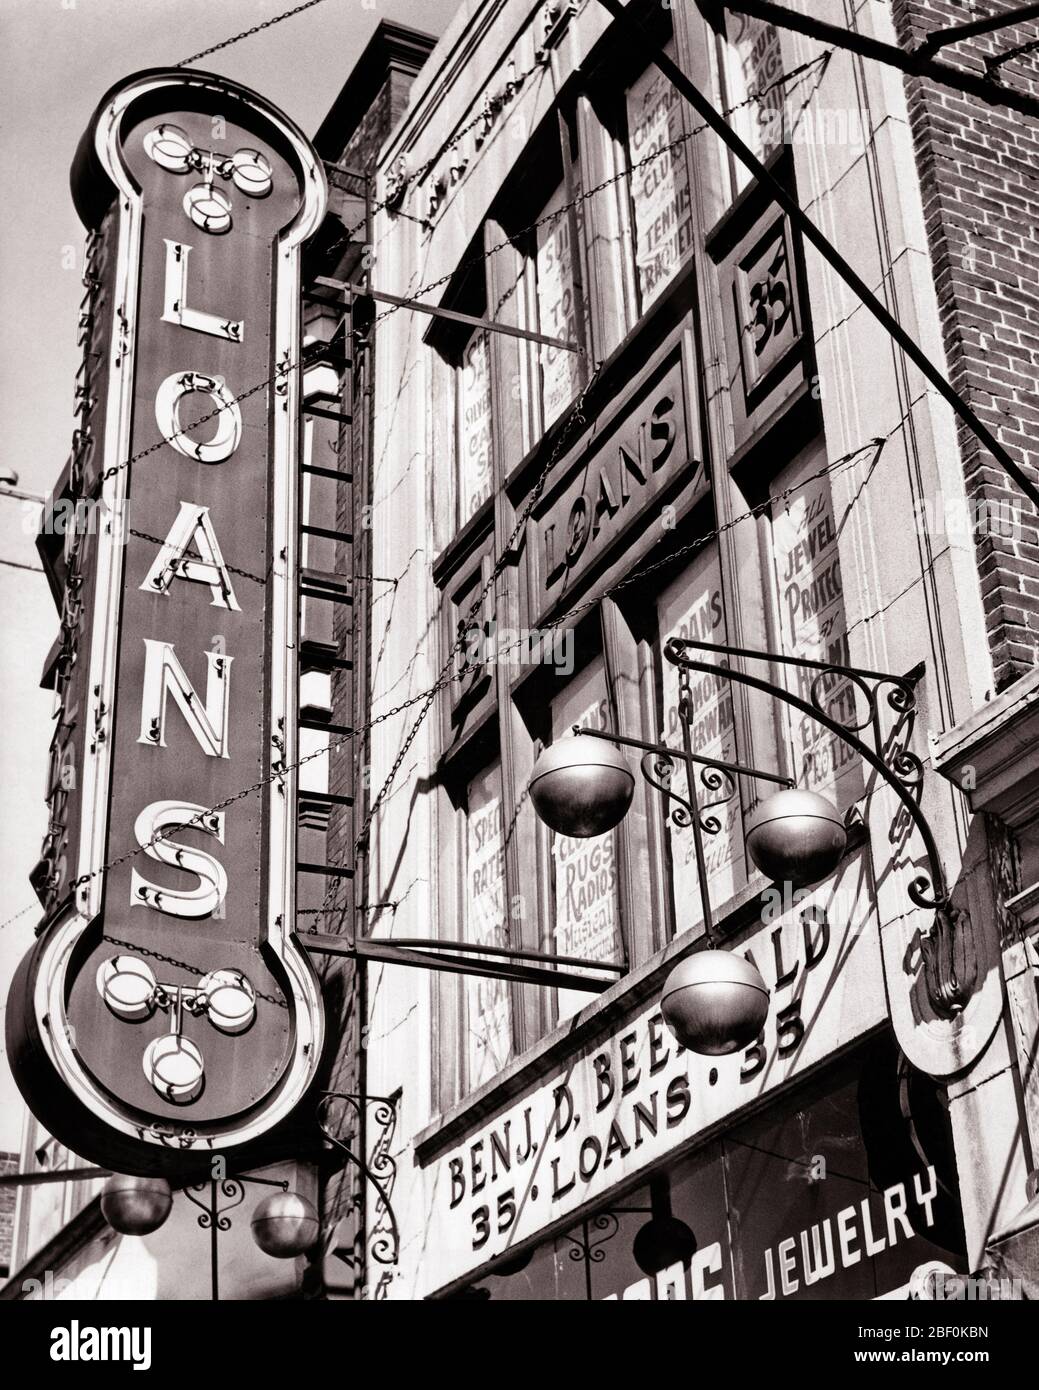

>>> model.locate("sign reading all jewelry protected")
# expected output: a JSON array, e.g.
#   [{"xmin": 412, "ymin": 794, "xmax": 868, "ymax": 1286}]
[{"xmin": 6, "ymin": 70, "xmax": 326, "ymax": 1175}]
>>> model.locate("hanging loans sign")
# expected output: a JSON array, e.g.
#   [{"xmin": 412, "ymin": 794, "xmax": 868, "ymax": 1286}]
[{"xmin": 6, "ymin": 70, "xmax": 327, "ymax": 1176}]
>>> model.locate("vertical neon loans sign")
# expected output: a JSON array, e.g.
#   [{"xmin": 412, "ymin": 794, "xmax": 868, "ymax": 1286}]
[{"xmin": 7, "ymin": 70, "xmax": 327, "ymax": 1174}]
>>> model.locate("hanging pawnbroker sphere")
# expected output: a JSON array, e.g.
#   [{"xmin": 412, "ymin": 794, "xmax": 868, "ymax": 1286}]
[
  {"xmin": 660, "ymin": 950, "xmax": 770, "ymax": 1056},
  {"xmin": 632, "ymin": 1214, "xmax": 697, "ymax": 1276},
  {"xmin": 251, "ymin": 1191, "xmax": 320, "ymax": 1258},
  {"xmin": 101, "ymin": 1174, "xmax": 173, "ymax": 1236},
  {"xmin": 529, "ymin": 737, "xmax": 634, "ymax": 838},
  {"xmin": 745, "ymin": 788, "xmax": 847, "ymax": 888}
]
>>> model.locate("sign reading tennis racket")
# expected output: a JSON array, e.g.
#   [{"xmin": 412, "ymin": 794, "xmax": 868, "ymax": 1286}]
[{"xmin": 6, "ymin": 70, "xmax": 327, "ymax": 1176}]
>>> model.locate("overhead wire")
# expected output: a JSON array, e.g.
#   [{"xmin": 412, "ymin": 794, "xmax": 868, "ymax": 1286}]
[
  {"xmin": 176, "ymin": 0, "xmax": 337, "ymax": 69},
  {"xmin": 7, "ymin": 17, "xmax": 1018, "ymax": 941},
  {"xmin": 0, "ymin": 423, "xmax": 895, "ymax": 937}
]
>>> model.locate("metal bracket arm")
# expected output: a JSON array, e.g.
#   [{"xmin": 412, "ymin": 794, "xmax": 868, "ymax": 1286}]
[
  {"xmin": 295, "ymin": 932, "xmax": 618, "ymax": 993},
  {"xmin": 664, "ymin": 638, "xmax": 950, "ymax": 911}
]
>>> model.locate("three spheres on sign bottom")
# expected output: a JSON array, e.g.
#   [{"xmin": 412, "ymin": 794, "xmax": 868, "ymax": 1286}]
[
  {"xmin": 528, "ymin": 738, "xmax": 849, "ymax": 1056},
  {"xmin": 100, "ymin": 1174, "xmax": 319, "ymax": 1258}
]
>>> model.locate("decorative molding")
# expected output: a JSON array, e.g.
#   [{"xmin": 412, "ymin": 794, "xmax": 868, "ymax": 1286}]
[
  {"xmin": 384, "ymin": 59, "xmax": 528, "ymax": 231},
  {"xmin": 931, "ymin": 666, "xmax": 1039, "ymax": 829},
  {"xmin": 535, "ymin": 0, "xmax": 579, "ymax": 64},
  {"xmin": 919, "ymin": 905, "xmax": 979, "ymax": 1019}
]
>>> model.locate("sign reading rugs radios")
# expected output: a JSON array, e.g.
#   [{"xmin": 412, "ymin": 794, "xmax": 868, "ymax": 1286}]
[{"xmin": 6, "ymin": 70, "xmax": 328, "ymax": 1176}]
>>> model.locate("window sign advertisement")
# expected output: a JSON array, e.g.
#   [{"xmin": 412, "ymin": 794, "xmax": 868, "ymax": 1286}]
[
  {"xmin": 625, "ymin": 39, "xmax": 694, "ymax": 308},
  {"xmin": 724, "ymin": 15, "xmax": 785, "ymax": 195},
  {"xmin": 770, "ymin": 446, "xmax": 862, "ymax": 808},
  {"xmin": 459, "ymin": 331, "xmax": 492, "ymax": 522},
  {"xmin": 657, "ymin": 548, "xmax": 745, "ymax": 928},
  {"xmin": 551, "ymin": 661, "xmax": 623, "ymax": 1022},
  {"xmin": 536, "ymin": 184, "xmax": 581, "ymax": 426},
  {"xmin": 465, "ymin": 765, "xmax": 512, "ymax": 1089}
]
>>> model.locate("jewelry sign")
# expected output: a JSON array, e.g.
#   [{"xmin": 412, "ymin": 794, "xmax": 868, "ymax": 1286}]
[{"xmin": 7, "ymin": 70, "xmax": 327, "ymax": 1175}]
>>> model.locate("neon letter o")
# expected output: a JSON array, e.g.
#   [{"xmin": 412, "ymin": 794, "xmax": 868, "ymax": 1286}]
[{"xmin": 154, "ymin": 371, "xmax": 242, "ymax": 464}]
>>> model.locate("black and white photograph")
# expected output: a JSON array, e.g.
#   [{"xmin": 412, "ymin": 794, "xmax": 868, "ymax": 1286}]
[{"xmin": 0, "ymin": 0, "xmax": 1037, "ymax": 1361}]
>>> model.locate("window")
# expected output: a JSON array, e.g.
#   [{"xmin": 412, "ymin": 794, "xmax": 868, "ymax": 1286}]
[
  {"xmin": 459, "ymin": 331, "xmax": 493, "ymax": 521},
  {"xmin": 534, "ymin": 181, "xmax": 584, "ymax": 428},
  {"xmin": 767, "ymin": 441, "xmax": 862, "ymax": 811},
  {"xmin": 463, "ymin": 760, "xmax": 513, "ymax": 1088},
  {"xmin": 548, "ymin": 656, "xmax": 625, "ymax": 1022},
  {"xmin": 712, "ymin": 13, "xmax": 785, "ymax": 202},
  {"xmin": 654, "ymin": 545, "xmax": 745, "ymax": 933},
  {"xmin": 623, "ymin": 37, "xmax": 695, "ymax": 310},
  {"xmin": 432, "ymin": 23, "xmax": 704, "ymax": 552},
  {"xmin": 430, "ymin": 267, "xmax": 495, "ymax": 548}
]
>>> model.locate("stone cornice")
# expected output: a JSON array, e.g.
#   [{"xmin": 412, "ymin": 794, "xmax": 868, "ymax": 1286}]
[{"xmin": 931, "ymin": 667, "xmax": 1039, "ymax": 827}]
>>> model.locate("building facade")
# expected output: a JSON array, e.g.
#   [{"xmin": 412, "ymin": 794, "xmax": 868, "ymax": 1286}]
[
  {"xmin": 6, "ymin": 0, "xmax": 1039, "ymax": 1302},
  {"xmin": 350, "ymin": 0, "xmax": 1039, "ymax": 1300}
]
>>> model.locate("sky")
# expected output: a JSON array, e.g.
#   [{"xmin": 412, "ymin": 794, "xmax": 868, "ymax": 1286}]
[{"xmin": 0, "ymin": 0, "xmax": 460, "ymax": 1154}]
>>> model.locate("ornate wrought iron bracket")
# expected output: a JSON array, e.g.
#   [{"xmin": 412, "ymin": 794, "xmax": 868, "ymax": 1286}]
[
  {"xmin": 578, "ymin": 638, "xmax": 960, "ymax": 1012},
  {"xmin": 317, "ymin": 1090, "xmax": 401, "ymax": 1268},
  {"xmin": 182, "ymin": 1171, "xmax": 289, "ymax": 1301},
  {"xmin": 663, "ymin": 638, "xmax": 949, "ymax": 913},
  {"xmin": 575, "ymin": 672, "xmax": 791, "ymax": 943}
]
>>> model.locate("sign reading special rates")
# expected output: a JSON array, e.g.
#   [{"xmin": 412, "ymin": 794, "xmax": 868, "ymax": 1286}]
[
  {"xmin": 421, "ymin": 850, "xmax": 886, "ymax": 1292},
  {"xmin": 6, "ymin": 71, "xmax": 327, "ymax": 1175}
]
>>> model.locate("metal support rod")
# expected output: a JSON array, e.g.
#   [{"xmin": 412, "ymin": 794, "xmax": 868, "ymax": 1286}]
[
  {"xmin": 180, "ymin": 1171, "xmax": 286, "ymax": 1303},
  {"xmin": 665, "ymin": 638, "xmax": 950, "ymax": 910},
  {"xmin": 0, "ymin": 1167, "xmax": 111, "ymax": 1188},
  {"xmin": 296, "ymin": 932, "xmax": 614, "ymax": 993},
  {"xmin": 596, "ymin": 0, "xmax": 1039, "ymax": 513},
  {"xmin": 381, "ymin": 936, "xmax": 626, "ymax": 973},
  {"xmin": 912, "ymin": 2, "xmax": 1039, "ymax": 56},
  {"xmin": 208, "ymin": 1179, "xmax": 219, "ymax": 1302},
  {"xmin": 718, "ymin": 0, "xmax": 1039, "ymax": 119},
  {"xmin": 574, "ymin": 725, "xmax": 793, "ymax": 787},
  {"xmin": 677, "ymin": 678, "xmax": 715, "ymax": 942},
  {"xmin": 310, "ymin": 277, "xmax": 581, "ymax": 353}
]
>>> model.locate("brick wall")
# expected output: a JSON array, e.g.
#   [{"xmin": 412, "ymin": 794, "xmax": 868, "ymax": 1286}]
[{"xmin": 893, "ymin": 0, "xmax": 1039, "ymax": 692}]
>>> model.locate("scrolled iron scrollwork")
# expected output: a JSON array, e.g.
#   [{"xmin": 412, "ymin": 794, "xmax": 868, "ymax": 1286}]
[
  {"xmin": 183, "ymin": 1177, "xmax": 246, "ymax": 1231},
  {"xmin": 661, "ymin": 636, "xmax": 953, "ymax": 938},
  {"xmin": 888, "ymin": 744, "xmax": 925, "ymax": 793},
  {"xmin": 697, "ymin": 765, "xmax": 738, "ymax": 834},
  {"xmin": 566, "ymin": 1211, "xmax": 621, "ymax": 1264},
  {"xmin": 809, "ymin": 666, "xmax": 875, "ymax": 736},
  {"xmin": 317, "ymin": 1090, "xmax": 401, "ymax": 1268}
]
